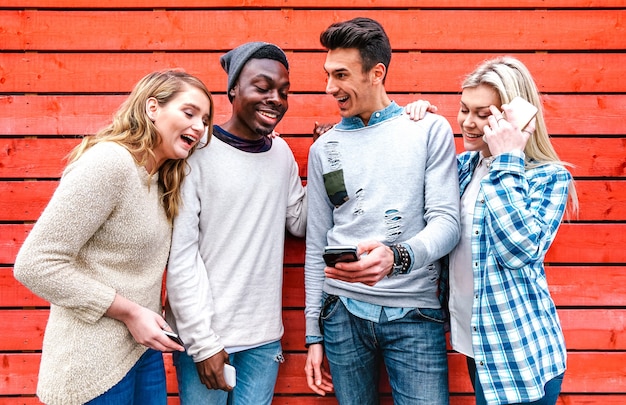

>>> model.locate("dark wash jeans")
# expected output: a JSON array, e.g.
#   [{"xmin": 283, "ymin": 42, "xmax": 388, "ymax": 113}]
[{"xmin": 321, "ymin": 295, "xmax": 449, "ymax": 405}]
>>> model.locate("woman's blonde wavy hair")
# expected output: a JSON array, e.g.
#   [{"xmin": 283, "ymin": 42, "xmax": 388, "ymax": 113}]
[
  {"xmin": 67, "ymin": 69, "xmax": 214, "ymax": 222},
  {"xmin": 462, "ymin": 56, "xmax": 578, "ymax": 217}
]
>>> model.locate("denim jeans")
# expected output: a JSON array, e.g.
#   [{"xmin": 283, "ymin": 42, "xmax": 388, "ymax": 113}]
[
  {"xmin": 467, "ymin": 356, "xmax": 564, "ymax": 405},
  {"xmin": 321, "ymin": 297, "xmax": 449, "ymax": 405},
  {"xmin": 86, "ymin": 349, "xmax": 166, "ymax": 405},
  {"xmin": 173, "ymin": 340, "xmax": 283, "ymax": 405}
]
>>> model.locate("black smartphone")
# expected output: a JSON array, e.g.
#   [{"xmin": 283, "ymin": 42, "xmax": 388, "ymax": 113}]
[
  {"xmin": 323, "ymin": 245, "xmax": 359, "ymax": 266},
  {"xmin": 163, "ymin": 330, "xmax": 184, "ymax": 346}
]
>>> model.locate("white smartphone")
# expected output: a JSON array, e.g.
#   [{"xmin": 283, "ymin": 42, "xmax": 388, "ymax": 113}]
[
  {"xmin": 506, "ymin": 96, "xmax": 538, "ymax": 130},
  {"xmin": 224, "ymin": 363, "xmax": 237, "ymax": 387}
]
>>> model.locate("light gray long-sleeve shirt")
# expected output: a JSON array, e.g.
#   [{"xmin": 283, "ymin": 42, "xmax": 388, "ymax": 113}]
[
  {"xmin": 166, "ymin": 133, "xmax": 306, "ymax": 362},
  {"xmin": 304, "ymin": 103, "xmax": 460, "ymax": 337}
]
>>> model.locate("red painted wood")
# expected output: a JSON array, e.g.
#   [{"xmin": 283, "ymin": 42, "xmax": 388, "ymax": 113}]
[
  {"xmin": 546, "ymin": 266, "xmax": 626, "ymax": 307},
  {"xmin": 285, "ymin": 224, "xmax": 626, "ymax": 266},
  {"xmin": 2, "ymin": 52, "xmax": 625, "ymax": 93},
  {"xmin": 2, "ymin": 350, "xmax": 626, "ymax": 399},
  {"xmin": 544, "ymin": 223, "xmax": 626, "ymax": 263},
  {"xmin": 4, "ymin": 308, "xmax": 623, "ymax": 351},
  {"xmin": 4, "ymin": 395, "xmax": 626, "ymax": 405},
  {"xmin": 6, "ymin": 0, "xmax": 626, "ymax": 8},
  {"xmin": 1, "ymin": 3, "xmax": 624, "ymax": 403},
  {"xmin": 3, "ymin": 137, "xmax": 625, "ymax": 180},
  {"xmin": 2, "ymin": 95, "xmax": 625, "ymax": 136},
  {"xmin": 1, "ymin": 179, "xmax": 623, "ymax": 222},
  {"xmin": 0, "ymin": 138, "xmax": 77, "ymax": 179},
  {"xmin": 1, "ymin": 10, "xmax": 623, "ymax": 51},
  {"xmin": 0, "ymin": 268, "xmax": 48, "ymax": 308},
  {"xmin": 4, "ymin": 265, "xmax": 624, "ymax": 310},
  {"xmin": 6, "ymin": 223, "xmax": 623, "ymax": 266},
  {"xmin": 0, "ymin": 181, "xmax": 58, "ymax": 221}
]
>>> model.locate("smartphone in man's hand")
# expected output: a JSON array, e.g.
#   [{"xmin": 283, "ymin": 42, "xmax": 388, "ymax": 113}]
[
  {"xmin": 224, "ymin": 364, "xmax": 237, "ymax": 387},
  {"xmin": 323, "ymin": 245, "xmax": 359, "ymax": 266}
]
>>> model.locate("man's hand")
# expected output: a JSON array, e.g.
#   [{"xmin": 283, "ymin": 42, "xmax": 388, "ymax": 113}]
[
  {"xmin": 404, "ymin": 100, "xmax": 438, "ymax": 120},
  {"xmin": 195, "ymin": 350, "xmax": 233, "ymax": 391},
  {"xmin": 324, "ymin": 241, "xmax": 394, "ymax": 286},
  {"xmin": 313, "ymin": 121, "xmax": 335, "ymax": 141},
  {"xmin": 305, "ymin": 344, "xmax": 334, "ymax": 396}
]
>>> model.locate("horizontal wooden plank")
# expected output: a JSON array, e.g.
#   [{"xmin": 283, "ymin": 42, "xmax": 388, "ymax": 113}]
[
  {"xmin": 286, "ymin": 224, "xmax": 626, "ymax": 265},
  {"xmin": 552, "ymin": 138, "xmax": 626, "ymax": 178},
  {"xmin": 3, "ymin": 137, "xmax": 625, "ymax": 180},
  {"xmin": 1, "ymin": 10, "xmax": 623, "ymax": 51},
  {"xmin": 2, "ymin": 352, "xmax": 624, "ymax": 396},
  {"xmin": 0, "ymin": 138, "xmax": 76, "ymax": 178},
  {"xmin": 294, "ymin": 136, "xmax": 626, "ymax": 180},
  {"xmin": 286, "ymin": 308, "xmax": 626, "ymax": 352},
  {"xmin": 276, "ymin": 352, "xmax": 626, "ymax": 394},
  {"xmin": 3, "ymin": 223, "xmax": 625, "ymax": 266},
  {"xmin": 544, "ymin": 224, "xmax": 626, "ymax": 264},
  {"xmin": 3, "ymin": 264, "xmax": 624, "ymax": 310},
  {"xmin": 273, "ymin": 396, "xmax": 626, "ymax": 405},
  {"xmin": 1, "ymin": 179, "xmax": 623, "ymax": 221},
  {"xmin": 0, "ymin": 181, "xmax": 57, "ymax": 221},
  {"xmin": 2, "ymin": 52, "xmax": 625, "ymax": 93},
  {"xmin": 1, "ymin": 394, "xmax": 625, "ymax": 405},
  {"xmin": 0, "ymin": 397, "xmax": 184, "ymax": 405},
  {"xmin": 5, "ymin": 0, "xmax": 625, "ymax": 9},
  {"xmin": 546, "ymin": 266, "xmax": 626, "ymax": 307},
  {"xmin": 292, "ymin": 266, "xmax": 626, "ymax": 309},
  {"xmin": 0, "ymin": 268, "xmax": 48, "ymax": 308},
  {"xmin": 2, "ymin": 95, "xmax": 625, "ymax": 136},
  {"xmin": 3, "ymin": 308, "xmax": 623, "ymax": 352}
]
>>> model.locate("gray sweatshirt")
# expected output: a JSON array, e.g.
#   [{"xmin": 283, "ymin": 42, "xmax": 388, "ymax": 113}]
[{"xmin": 304, "ymin": 104, "xmax": 460, "ymax": 337}]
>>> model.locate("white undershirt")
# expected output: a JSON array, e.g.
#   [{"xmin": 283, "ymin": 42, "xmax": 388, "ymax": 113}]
[{"xmin": 448, "ymin": 153, "xmax": 492, "ymax": 357}]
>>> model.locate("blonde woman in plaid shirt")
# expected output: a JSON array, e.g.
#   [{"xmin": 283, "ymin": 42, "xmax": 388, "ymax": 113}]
[{"xmin": 405, "ymin": 56, "xmax": 578, "ymax": 405}]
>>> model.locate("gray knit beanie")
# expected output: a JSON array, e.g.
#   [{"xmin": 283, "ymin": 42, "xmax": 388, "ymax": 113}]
[{"xmin": 220, "ymin": 42, "xmax": 289, "ymax": 100}]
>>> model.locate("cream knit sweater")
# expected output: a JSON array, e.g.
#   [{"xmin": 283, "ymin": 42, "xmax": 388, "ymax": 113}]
[{"xmin": 14, "ymin": 142, "xmax": 172, "ymax": 405}]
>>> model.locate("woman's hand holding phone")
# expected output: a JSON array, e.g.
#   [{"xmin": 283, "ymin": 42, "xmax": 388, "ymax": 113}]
[{"xmin": 483, "ymin": 97, "xmax": 538, "ymax": 156}]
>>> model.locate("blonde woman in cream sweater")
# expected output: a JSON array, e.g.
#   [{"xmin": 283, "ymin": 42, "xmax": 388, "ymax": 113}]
[{"xmin": 13, "ymin": 70, "xmax": 214, "ymax": 405}]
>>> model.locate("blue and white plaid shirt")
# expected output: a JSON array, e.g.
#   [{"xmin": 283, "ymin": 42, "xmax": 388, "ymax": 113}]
[{"xmin": 457, "ymin": 150, "xmax": 571, "ymax": 404}]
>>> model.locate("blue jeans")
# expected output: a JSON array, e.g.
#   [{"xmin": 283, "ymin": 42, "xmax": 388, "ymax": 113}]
[
  {"xmin": 467, "ymin": 356, "xmax": 564, "ymax": 405},
  {"xmin": 86, "ymin": 349, "xmax": 166, "ymax": 405},
  {"xmin": 173, "ymin": 340, "xmax": 283, "ymax": 405},
  {"xmin": 321, "ymin": 296, "xmax": 449, "ymax": 405}
]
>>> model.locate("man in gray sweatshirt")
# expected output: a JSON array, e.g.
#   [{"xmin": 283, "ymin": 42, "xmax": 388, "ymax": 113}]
[{"xmin": 303, "ymin": 17, "xmax": 460, "ymax": 404}]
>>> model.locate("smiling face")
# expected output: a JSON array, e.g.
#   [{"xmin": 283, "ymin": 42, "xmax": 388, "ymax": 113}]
[
  {"xmin": 226, "ymin": 58, "xmax": 290, "ymax": 140},
  {"xmin": 148, "ymin": 83, "xmax": 211, "ymax": 170},
  {"xmin": 457, "ymin": 84, "xmax": 502, "ymax": 157},
  {"xmin": 324, "ymin": 47, "xmax": 385, "ymax": 125}
]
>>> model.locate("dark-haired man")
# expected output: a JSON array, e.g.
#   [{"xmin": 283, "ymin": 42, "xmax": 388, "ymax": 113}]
[
  {"xmin": 166, "ymin": 42, "xmax": 306, "ymax": 405},
  {"xmin": 304, "ymin": 18, "xmax": 460, "ymax": 404}
]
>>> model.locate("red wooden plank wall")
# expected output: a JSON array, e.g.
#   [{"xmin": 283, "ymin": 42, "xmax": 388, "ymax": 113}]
[{"xmin": 1, "ymin": 1, "xmax": 625, "ymax": 404}]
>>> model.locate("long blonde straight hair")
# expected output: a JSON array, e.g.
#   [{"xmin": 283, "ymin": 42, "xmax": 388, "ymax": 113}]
[
  {"xmin": 462, "ymin": 56, "xmax": 578, "ymax": 217},
  {"xmin": 67, "ymin": 69, "xmax": 214, "ymax": 221}
]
